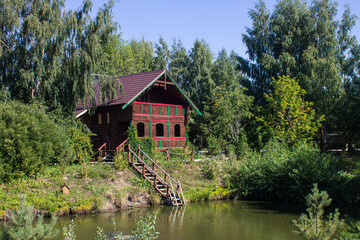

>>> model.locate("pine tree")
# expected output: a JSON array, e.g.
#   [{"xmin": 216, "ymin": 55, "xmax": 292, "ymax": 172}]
[
  {"xmin": 2, "ymin": 196, "xmax": 58, "ymax": 240},
  {"xmin": 168, "ymin": 39, "xmax": 189, "ymax": 88},
  {"xmin": 293, "ymin": 184, "xmax": 344, "ymax": 240},
  {"xmin": 186, "ymin": 39, "xmax": 214, "ymax": 110}
]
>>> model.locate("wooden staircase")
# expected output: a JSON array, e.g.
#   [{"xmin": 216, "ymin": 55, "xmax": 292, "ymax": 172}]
[{"xmin": 127, "ymin": 144, "xmax": 186, "ymax": 206}]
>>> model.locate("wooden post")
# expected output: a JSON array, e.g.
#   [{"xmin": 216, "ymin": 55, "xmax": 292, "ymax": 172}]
[
  {"xmin": 167, "ymin": 149, "xmax": 170, "ymax": 161},
  {"xmin": 142, "ymin": 164, "xmax": 145, "ymax": 176},
  {"xmin": 154, "ymin": 176, "xmax": 157, "ymax": 187},
  {"xmin": 167, "ymin": 186, "xmax": 170, "ymax": 197},
  {"xmin": 128, "ymin": 144, "xmax": 131, "ymax": 163},
  {"xmin": 191, "ymin": 148, "xmax": 195, "ymax": 162},
  {"xmin": 138, "ymin": 144, "xmax": 141, "ymax": 162},
  {"xmin": 152, "ymin": 162, "xmax": 155, "ymax": 172},
  {"xmin": 164, "ymin": 174, "xmax": 168, "ymax": 183}
]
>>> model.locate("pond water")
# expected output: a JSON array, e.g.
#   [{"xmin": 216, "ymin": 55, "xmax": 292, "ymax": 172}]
[{"xmin": 53, "ymin": 200, "xmax": 307, "ymax": 240}]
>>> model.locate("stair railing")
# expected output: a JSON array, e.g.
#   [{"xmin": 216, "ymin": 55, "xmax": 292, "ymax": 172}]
[
  {"xmin": 98, "ymin": 141, "xmax": 110, "ymax": 159},
  {"xmin": 116, "ymin": 139, "xmax": 128, "ymax": 153},
  {"xmin": 128, "ymin": 145, "xmax": 167, "ymax": 189},
  {"xmin": 128, "ymin": 144, "xmax": 186, "ymax": 205},
  {"xmin": 137, "ymin": 145, "xmax": 185, "ymax": 205}
]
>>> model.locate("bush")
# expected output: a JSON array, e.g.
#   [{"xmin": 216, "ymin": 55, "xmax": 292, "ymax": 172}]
[
  {"xmin": 207, "ymin": 135, "xmax": 221, "ymax": 155},
  {"xmin": 0, "ymin": 101, "xmax": 72, "ymax": 181},
  {"xmin": 229, "ymin": 140, "xmax": 341, "ymax": 202},
  {"xmin": 140, "ymin": 137, "xmax": 155, "ymax": 156},
  {"xmin": 114, "ymin": 152, "xmax": 128, "ymax": 171}
]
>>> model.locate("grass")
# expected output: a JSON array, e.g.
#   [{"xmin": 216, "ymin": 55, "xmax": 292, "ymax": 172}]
[{"xmin": 0, "ymin": 148, "xmax": 234, "ymax": 219}]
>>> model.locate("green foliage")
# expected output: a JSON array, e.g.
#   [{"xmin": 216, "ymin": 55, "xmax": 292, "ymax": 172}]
[
  {"xmin": 229, "ymin": 140, "xmax": 340, "ymax": 202},
  {"xmin": 132, "ymin": 211, "xmax": 159, "ymax": 240},
  {"xmin": 206, "ymin": 135, "xmax": 221, "ymax": 156},
  {"xmin": 1, "ymin": 196, "xmax": 58, "ymax": 240},
  {"xmin": 103, "ymin": 35, "xmax": 154, "ymax": 77},
  {"xmin": 127, "ymin": 125, "xmax": 154, "ymax": 155},
  {"xmin": 0, "ymin": 101, "xmax": 71, "ymax": 181},
  {"xmin": 140, "ymin": 138, "xmax": 155, "ymax": 156},
  {"xmin": 152, "ymin": 37, "xmax": 170, "ymax": 70},
  {"xmin": 186, "ymin": 39, "xmax": 214, "ymax": 110},
  {"xmin": 68, "ymin": 120, "xmax": 94, "ymax": 179},
  {"xmin": 201, "ymin": 162, "xmax": 218, "ymax": 180},
  {"xmin": 0, "ymin": 0, "xmax": 118, "ymax": 113},
  {"xmin": 258, "ymin": 75, "xmax": 324, "ymax": 145},
  {"xmin": 168, "ymin": 39, "xmax": 189, "ymax": 88},
  {"xmin": 240, "ymin": 0, "xmax": 360, "ymax": 147},
  {"xmin": 131, "ymin": 176, "xmax": 152, "ymax": 189},
  {"xmin": 127, "ymin": 124, "xmax": 140, "ymax": 150},
  {"xmin": 63, "ymin": 220, "xmax": 76, "ymax": 240},
  {"xmin": 340, "ymin": 219, "xmax": 360, "ymax": 240},
  {"xmin": 293, "ymin": 184, "xmax": 344, "ymax": 240},
  {"xmin": 114, "ymin": 152, "xmax": 128, "ymax": 171},
  {"xmin": 202, "ymin": 86, "xmax": 253, "ymax": 155}
]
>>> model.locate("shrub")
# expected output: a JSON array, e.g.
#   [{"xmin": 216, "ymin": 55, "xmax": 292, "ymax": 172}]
[
  {"xmin": 0, "ymin": 101, "xmax": 71, "ymax": 181},
  {"xmin": 202, "ymin": 162, "xmax": 217, "ymax": 180},
  {"xmin": 229, "ymin": 140, "xmax": 340, "ymax": 202},
  {"xmin": 114, "ymin": 152, "xmax": 128, "ymax": 171},
  {"xmin": 140, "ymin": 137, "xmax": 155, "ymax": 156},
  {"xmin": 127, "ymin": 124, "xmax": 140, "ymax": 149},
  {"xmin": 207, "ymin": 135, "xmax": 221, "ymax": 155}
]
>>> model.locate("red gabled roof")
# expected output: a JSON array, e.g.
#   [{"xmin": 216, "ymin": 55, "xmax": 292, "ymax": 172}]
[{"xmin": 76, "ymin": 69, "xmax": 201, "ymax": 115}]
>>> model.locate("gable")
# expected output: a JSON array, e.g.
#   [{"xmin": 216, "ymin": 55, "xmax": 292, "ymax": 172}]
[{"xmin": 75, "ymin": 69, "xmax": 201, "ymax": 116}]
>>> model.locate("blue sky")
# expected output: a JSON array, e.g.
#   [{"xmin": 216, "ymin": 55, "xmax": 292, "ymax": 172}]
[{"xmin": 65, "ymin": 0, "xmax": 360, "ymax": 58}]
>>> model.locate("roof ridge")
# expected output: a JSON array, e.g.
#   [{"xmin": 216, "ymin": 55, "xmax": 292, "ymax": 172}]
[{"xmin": 115, "ymin": 69, "xmax": 166, "ymax": 79}]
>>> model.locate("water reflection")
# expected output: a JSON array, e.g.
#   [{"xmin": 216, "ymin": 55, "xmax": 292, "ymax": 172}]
[{"xmin": 53, "ymin": 200, "xmax": 305, "ymax": 240}]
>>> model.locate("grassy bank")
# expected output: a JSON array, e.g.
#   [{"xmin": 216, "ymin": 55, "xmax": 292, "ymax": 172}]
[{"xmin": 0, "ymin": 152, "xmax": 232, "ymax": 219}]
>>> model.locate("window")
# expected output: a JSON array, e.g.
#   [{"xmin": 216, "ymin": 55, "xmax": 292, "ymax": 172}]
[
  {"xmin": 106, "ymin": 112, "xmax": 110, "ymax": 124},
  {"xmin": 98, "ymin": 113, "xmax": 102, "ymax": 125},
  {"xmin": 174, "ymin": 124, "xmax": 181, "ymax": 137},
  {"xmin": 156, "ymin": 123, "xmax": 164, "ymax": 137},
  {"xmin": 137, "ymin": 122, "xmax": 145, "ymax": 137}
]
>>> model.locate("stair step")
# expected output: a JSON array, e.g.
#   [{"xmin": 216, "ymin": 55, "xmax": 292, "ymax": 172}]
[{"xmin": 128, "ymin": 148, "xmax": 184, "ymax": 207}]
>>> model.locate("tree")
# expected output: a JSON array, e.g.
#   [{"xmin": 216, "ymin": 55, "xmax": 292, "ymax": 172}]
[
  {"xmin": 103, "ymin": 36, "xmax": 154, "ymax": 77},
  {"xmin": 0, "ymin": 0, "xmax": 119, "ymax": 113},
  {"xmin": 293, "ymin": 184, "xmax": 344, "ymax": 240},
  {"xmin": 152, "ymin": 37, "xmax": 170, "ymax": 70},
  {"xmin": 240, "ymin": 0, "xmax": 357, "ymax": 131},
  {"xmin": 1, "ymin": 196, "xmax": 58, "ymax": 240},
  {"xmin": 202, "ymin": 87, "xmax": 254, "ymax": 155},
  {"xmin": 258, "ymin": 75, "xmax": 323, "ymax": 145},
  {"xmin": 239, "ymin": 0, "xmax": 273, "ymax": 104},
  {"xmin": 211, "ymin": 49, "xmax": 242, "ymax": 90},
  {"xmin": 168, "ymin": 39, "xmax": 189, "ymax": 88},
  {"xmin": 186, "ymin": 39, "xmax": 214, "ymax": 110}
]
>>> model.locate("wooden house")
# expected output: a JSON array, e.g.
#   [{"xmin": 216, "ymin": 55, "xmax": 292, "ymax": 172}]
[{"xmin": 75, "ymin": 69, "xmax": 201, "ymax": 152}]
